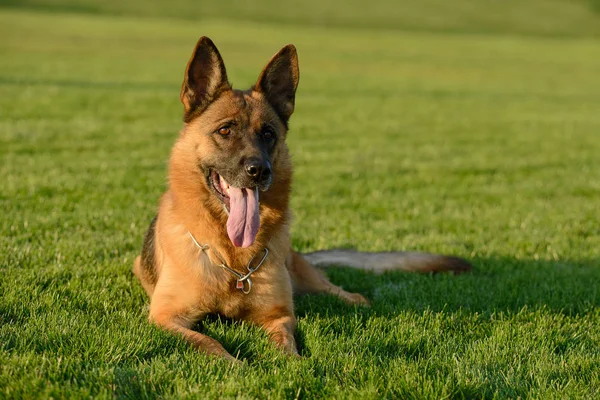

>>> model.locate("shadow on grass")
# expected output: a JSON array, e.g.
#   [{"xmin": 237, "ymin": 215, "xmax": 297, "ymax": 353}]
[
  {"xmin": 288, "ymin": 256, "xmax": 599, "ymax": 397},
  {"xmin": 296, "ymin": 256, "xmax": 600, "ymax": 318}
]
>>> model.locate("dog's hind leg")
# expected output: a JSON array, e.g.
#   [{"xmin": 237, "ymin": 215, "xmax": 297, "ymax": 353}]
[{"xmin": 287, "ymin": 251, "xmax": 370, "ymax": 305}]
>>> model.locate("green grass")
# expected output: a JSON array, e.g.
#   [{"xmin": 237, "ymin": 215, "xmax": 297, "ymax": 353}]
[
  {"xmin": 3, "ymin": 0, "xmax": 600, "ymax": 37},
  {"xmin": 1, "ymin": 2, "xmax": 600, "ymax": 398}
]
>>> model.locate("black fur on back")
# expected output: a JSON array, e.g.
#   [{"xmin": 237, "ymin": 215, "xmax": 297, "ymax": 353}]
[{"xmin": 140, "ymin": 215, "xmax": 158, "ymax": 285}]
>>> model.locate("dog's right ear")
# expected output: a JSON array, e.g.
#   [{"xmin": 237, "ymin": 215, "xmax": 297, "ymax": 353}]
[
  {"xmin": 254, "ymin": 44, "xmax": 299, "ymax": 127},
  {"xmin": 180, "ymin": 37, "xmax": 231, "ymax": 122}
]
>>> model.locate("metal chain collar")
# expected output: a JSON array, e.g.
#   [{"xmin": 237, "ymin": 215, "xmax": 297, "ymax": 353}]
[{"xmin": 188, "ymin": 231, "xmax": 268, "ymax": 294}]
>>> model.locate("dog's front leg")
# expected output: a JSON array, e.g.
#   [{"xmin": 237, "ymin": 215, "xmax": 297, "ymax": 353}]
[
  {"xmin": 249, "ymin": 306, "xmax": 298, "ymax": 356},
  {"xmin": 150, "ymin": 309, "xmax": 238, "ymax": 362}
]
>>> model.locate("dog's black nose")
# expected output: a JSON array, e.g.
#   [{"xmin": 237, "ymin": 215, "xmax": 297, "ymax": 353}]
[{"xmin": 245, "ymin": 158, "xmax": 271, "ymax": 181}]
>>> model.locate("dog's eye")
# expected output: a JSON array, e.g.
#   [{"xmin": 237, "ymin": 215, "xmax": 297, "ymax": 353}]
[
  {"xmin": 218, "ymin": 127, "xmax": 230, "ymax": 136},
  {"xmin": 262, "ymin": 129, "xmax": 275, "ymax": 140}
]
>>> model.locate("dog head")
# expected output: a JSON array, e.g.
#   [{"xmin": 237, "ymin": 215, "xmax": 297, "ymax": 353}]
[{"xmin": 175, "ymin": 37, "xmax": 299, "ymax": 248}]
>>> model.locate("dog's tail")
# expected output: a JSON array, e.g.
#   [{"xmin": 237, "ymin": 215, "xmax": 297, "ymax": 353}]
[{"xmin": 301, "ymin": 250, "xmax": 471, "ymax": 275}]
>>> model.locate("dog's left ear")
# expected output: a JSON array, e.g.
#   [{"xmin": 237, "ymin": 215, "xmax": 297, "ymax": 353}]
[
  {"xmin": 255, "ymin": 45, "xmax": 299, "ymax": 126},
  {"xmin": 180, "ymin": 37, "xmax": 231, "ymax": 122}
]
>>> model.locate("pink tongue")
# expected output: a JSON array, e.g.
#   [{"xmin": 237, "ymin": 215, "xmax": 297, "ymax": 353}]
[{"xmin": 226, "ymin": 187, "xmax": 260, "ymax": 248}]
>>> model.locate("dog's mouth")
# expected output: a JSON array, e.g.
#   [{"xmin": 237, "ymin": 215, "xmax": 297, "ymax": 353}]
[
  {"xmin": 209, "ymin": 170, "xmax": 260, "ymax": 248},
  {"xmin": 209, "ymin": 171, "xmax": 231, "ymax": 208}
]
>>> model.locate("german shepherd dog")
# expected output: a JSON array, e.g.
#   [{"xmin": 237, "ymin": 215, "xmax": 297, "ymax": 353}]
[{"xmin": 133, "ymin": 37, "xmax": 471, "ymax": 362}]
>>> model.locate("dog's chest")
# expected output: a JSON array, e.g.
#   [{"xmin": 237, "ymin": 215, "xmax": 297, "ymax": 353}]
[{"xmin": 190, "ymin": 257, "xmax": 291, "ymax": 321}]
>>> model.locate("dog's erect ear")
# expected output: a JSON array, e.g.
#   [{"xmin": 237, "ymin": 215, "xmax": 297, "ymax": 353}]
[
  {"xmin": 254, "ymin": 44, "xmax": 299, "ymax": 126},
  {"xmin": 180, "ymin": 37, "xmax": 231, "ymax": 121}
]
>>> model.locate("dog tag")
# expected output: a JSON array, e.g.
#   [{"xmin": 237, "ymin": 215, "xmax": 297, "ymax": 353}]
[{"xmin": 236, "ymin": 280, "xmax": 244, "ymax": 290}]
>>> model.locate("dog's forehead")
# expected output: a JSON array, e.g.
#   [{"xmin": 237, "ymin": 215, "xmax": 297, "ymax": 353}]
[
  {"xmin": 227, "ymin": 89, "xmax": 278, "ymax": 126},
  {"xmin": 194, "ymin": 89, "xmax": 280, "ymax": 130}
]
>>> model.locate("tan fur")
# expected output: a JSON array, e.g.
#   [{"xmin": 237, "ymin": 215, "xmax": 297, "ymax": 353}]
[{"xmin": 133, "ymin": 37, "xmax": 471, "ymax": 361}]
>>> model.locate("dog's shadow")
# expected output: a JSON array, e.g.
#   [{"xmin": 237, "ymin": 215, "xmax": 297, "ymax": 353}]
[
  {"xmin": 291, "ymin": 255, "xmax": 599, "ymax": 357},
  {"xmin": 301, "ymin": 255, "xmax": 599, "ymax": 314}
]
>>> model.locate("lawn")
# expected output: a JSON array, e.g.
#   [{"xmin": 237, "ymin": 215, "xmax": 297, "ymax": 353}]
[{"xmin": 1, "ymin": 1, "xmax": 600, "ymax": 398}]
